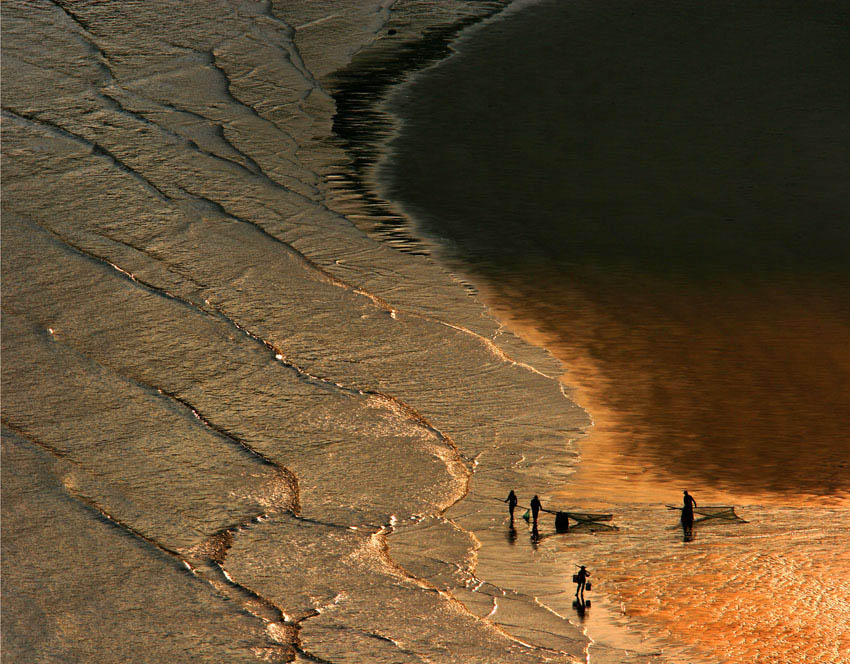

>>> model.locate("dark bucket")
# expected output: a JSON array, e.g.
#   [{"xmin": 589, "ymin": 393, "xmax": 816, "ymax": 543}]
[{"xmin": 555, "ymin": 512, "xmax": 570, "ymax": 532}]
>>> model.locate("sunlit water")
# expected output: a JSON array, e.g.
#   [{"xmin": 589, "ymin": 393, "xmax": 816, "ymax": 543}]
[{"xmin": 378, "ymin": 0, "xmax": 850, "ymax": 660}]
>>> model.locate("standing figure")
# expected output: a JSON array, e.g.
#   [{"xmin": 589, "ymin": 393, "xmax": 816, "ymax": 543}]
[
  {"xmin": 506, "ymin": 490, "xmax": 518, "ymax": 522},
  {"xmin": 530, "ymin": 495, "xmax": 542, "ymax": 527},
  {"xmin": 575, "ymin": 565, "xmax": 590, "ymax": 600},
  {"xmin": 681, "ymin": 490, "xmax": 697, "ymax": 538}
]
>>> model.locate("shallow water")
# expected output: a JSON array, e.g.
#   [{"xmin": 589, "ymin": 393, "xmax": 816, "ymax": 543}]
[{"xmin": 378, "ymin": 0, "xmax": 850, "ymax": 660}]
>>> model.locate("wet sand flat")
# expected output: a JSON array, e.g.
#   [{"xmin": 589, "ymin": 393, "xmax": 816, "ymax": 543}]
[{"xmin": 1, "ymin": 2, "xmax": 611, "ymax": 663}]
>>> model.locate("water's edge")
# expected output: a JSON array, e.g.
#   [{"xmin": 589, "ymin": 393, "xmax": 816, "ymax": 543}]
[
  {"xmin": 320, "ymin": 4, "xmax": 686, "ymax": 662},
  {"xmin": 326, "ymin": 3, "xmax": 850, "ymax": 663},
  {"xmin": 2, "ymin": 1, "xmax": 678, "ymax": 661}
]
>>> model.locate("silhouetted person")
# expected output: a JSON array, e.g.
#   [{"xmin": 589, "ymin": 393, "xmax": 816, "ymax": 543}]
[
  {"xmin": 681, "ymin": 490, "xmax": 697, "ymax": 538},
  {"xmin": 530, "ymin": 495, "xmax": 542, "ymax": 527},
  {"xmin": 505, "ymin": 490, "xmax": 518, "ymax": 522},
  {"xmin": 575, "ymin": 565, "xmax": 590, "ymax": 600}
]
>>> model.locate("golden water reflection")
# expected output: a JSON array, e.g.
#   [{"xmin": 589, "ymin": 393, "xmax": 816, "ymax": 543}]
[
  {"xmin": 482, "ymin": 270, "xmax": 850, "ymax": 507},
  {"xmin": 474, "ymin": 269, "xmax": 850, "ymax": 662},
  {"xmin": 548, "ymin": 507, "xmax": 850, "ymax": 664}
]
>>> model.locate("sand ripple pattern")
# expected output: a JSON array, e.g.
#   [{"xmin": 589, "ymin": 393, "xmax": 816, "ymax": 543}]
[{"xmin": 2, "ymin": 2, "xmax": 596, "ymax": 662}]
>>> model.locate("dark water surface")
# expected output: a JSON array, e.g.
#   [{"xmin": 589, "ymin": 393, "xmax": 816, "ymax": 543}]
[{"xmin": 382, "ymin": 0, "xmax": 850, "ymax": 505}]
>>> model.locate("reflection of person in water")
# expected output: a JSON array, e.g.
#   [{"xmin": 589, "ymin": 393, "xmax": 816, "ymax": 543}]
[
  {"xmin": 681, "ymin": 490, "xmax": 697, "ymax": 538},
  {"xmin": 530, "ymin": 523, "xmax": 540, "ymax": 550},
  {"xmin": 575, "ymin": 565, "xmax": 590, "ymax": 600},
  {"xmin": 573, "ymin": 598, "xmax": 588, "ymax": 617},
  {"xmin": 530, "ymin": 495, "xmax": 542, "ymax": 527},
  {"xmin": 506, "ymin": 490, "xmax": 518, "ymax": 522}
]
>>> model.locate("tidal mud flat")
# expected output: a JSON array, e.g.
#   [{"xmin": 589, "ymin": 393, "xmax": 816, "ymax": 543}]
[
  {"xmin": 0, "ymin": 2, "xmax": 657, "ymax": 662},
  {"xmin": 365, "ymin": 1, "xmax": 850, "ymax": 662}
]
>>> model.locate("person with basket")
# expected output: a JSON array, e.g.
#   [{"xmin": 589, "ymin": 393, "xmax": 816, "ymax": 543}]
[{"xmin": 574, "ymin": 565, "xmax": 591, "ymax": 601}]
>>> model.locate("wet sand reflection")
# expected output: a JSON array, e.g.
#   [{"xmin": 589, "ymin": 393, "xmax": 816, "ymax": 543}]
[{"xmin": 481, "ymin": 269, "xmax": 850, "ymax": 507}]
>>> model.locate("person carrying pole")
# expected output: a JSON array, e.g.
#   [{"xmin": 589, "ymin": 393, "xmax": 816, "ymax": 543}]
[
  {"xmin": 574, "ymin": 565, "xmax": 590, "ymax": 600},
  {"xmin": 681, "ymin": 490, "xmax": 697, "ymax": 537},
  {"xmin": 505, "ymin": 490, "xmax": 518, "ymax": 522}
]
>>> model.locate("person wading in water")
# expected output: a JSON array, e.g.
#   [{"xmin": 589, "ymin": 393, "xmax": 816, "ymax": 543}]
[
  {"xmin": 530, "ymin": 495, "xmax": 542, "ymax": 527},
  {"xmin": 505, "ymin": 490, "xmax": 518, "ymax": 523},
  {"xmin": 682, "ymin": 490, "xmax": 697, "ymax": 538}
]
